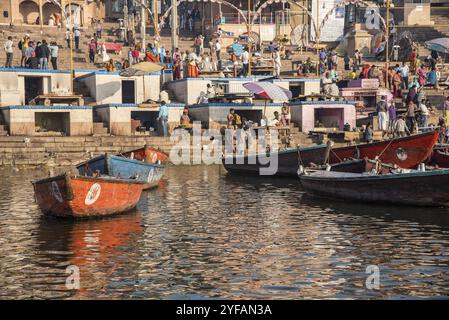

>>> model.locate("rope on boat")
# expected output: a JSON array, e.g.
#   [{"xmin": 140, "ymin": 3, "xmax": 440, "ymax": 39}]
[{"xmin": 377, "ymin": 136, "xmax": 396, "ymax": 160}]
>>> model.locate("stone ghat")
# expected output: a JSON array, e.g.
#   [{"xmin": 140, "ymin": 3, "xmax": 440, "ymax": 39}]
[{"xmin": 0, "ymin": 136, "xmax": 177, "ymax": 167}]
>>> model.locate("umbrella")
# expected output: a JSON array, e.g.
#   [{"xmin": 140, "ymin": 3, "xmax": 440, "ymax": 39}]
[
  {"xmin": 243, "ymin": 82, "xmax": 292, "ymax": 121},
  {"xmin": 424, "ymin": 38, "xmax": 449, "ymax": 54},
  {"xmin": 119, "ymin": 61, "xmax": 165, "ymax": 77},
  {"xmin": 243, "ymin": 82, "xmax": 292, "ymax": 101}
]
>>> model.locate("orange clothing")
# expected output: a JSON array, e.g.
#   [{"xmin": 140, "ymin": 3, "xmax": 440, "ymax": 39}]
[{"xmin": 187, "ymin": 63, "xmax": 199, "ymax": 78}]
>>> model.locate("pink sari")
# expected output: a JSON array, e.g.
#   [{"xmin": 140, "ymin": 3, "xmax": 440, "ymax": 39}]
[{"xmin": 418, "ymin": 67, "xmax": 427, "ymax": 86}]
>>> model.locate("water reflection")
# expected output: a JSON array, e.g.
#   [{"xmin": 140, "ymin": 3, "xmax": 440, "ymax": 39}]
[{"xmin": 0, "ymin": 166, "xmax": 448, "ymax": 299}]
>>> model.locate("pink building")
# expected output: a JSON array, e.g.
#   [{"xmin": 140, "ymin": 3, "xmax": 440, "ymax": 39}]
[
  {"xmin": 340, "ymin": 79, "xmax": 393, "ymax": 114},
  {"xmin": 289, "ymin": 100, "xmax": 356, "ymax": 133}
]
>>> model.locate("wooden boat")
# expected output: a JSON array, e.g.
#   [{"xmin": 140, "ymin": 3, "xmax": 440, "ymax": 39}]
[
  {"xmin": 222, "ymin": 130, "xmax": 438, "ymax": 176},
  {"xmin": 299, "ymin": 160, "xmax": 449, "ymax": 207},
  {"xmin": 120, "ymin": 145, "xmax": 170, "ymax": 164},
  {"xmin": 77, "ymin": 153, "xmax": 165, "ymax": 190},
  {"xmin": 222, "ymin": 144, "xmax": 329, "ymax": 176},
  {"xmin": 429, "ymin": 145, "xmax": 449, "ymax": 168},
  {"xmin": 32, "ymin": 174, "xmax": 144, "ymax": 218},
  {"xmin": 329, "ymin": 130, "xmax": 438, "ymax": 168}
]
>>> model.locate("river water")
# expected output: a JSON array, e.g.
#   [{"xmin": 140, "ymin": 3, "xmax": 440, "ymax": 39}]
[{"xmin": 0, "ymin": 165, "xmax": 449, "ymax": 299}]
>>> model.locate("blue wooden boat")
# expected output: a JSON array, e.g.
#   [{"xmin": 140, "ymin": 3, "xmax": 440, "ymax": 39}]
[{"xmin": 76, "ymin": 154, "xmax": 165, "ymax": 190}]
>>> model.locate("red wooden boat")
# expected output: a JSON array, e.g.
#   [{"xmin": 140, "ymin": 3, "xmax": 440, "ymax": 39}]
[
  {"xmin": 329, "ymin": 130, "xmax": 438, "ymax": 169},
  {"xmin": 223, "ymin": 130, "xmax": 438, "ymax": 176},
  {"xmin": 120, "ymin": 145, "xmax": 169, "ymax": 164},
  {"xmin": 32, "ymin": 174, "xmax": 144, "ymax": 218}
]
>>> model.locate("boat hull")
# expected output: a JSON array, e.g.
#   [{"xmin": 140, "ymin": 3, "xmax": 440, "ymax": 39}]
[
  {"xmin": 222, "ymin": 131, "xmax": 438, "ymax": 177},
  {"xmin": 329, "ymin": 131, "xmax": 438, "ymax": 168},
  {"xmin": 430, "ymin": 147, "xmax": 449, "ymax": 168},
  {"xmin": 77, "ymin": 154, "xmax": 165, "ymax": 190},
  {"xmin": 222, "ymin": 144, "xmax": 328, "ymax": 176},
  {"xmin": 120, "ymin": 146, "xmax": 170, "ymax": 164},
  {"xmin": 32, "ymin": 175, "xmax": 144, "ymax": 218},
  {"xmin": 300, "ymin": 169, "xmax": 449, "ymax": 206}
]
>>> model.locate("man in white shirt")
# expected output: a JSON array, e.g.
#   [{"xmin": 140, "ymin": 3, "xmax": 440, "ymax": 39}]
[
  {"xmin": 400, "ymin": 63, "xmax": 409, "ymax": 90},
  {"xmin": 214, "ymin": 40, "xmax": 221, "ymax": 61},
  {"xmin": 4, "ymin": 36, "xmax": 13, "ymax": 68},
  {"xmin": 273, "ymin": 48, "xmax": 281, "ymax": 77},
  {"xmin": 241, "ymin": 48, "xmax": 249, "ymax": 76},
  {"xmin": 419, "ymin": 99, "xmax": 429, "ymax": 130}
]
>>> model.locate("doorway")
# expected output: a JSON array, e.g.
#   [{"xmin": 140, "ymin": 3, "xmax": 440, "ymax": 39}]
[
  {"xmin": 24, "ymin": 76, "xmax": 44, "ymax": 104},
  {"xmin": 289, "ymin": 82, "xmax": 304, "ymax": 98},
  {"xmin": 122, "ymin": 80, "xmax": 136, "ymax": 104},
  {"xmin": 35, "ymin": 112, "xmax": 70, "ymax": 135},
  {"xmin": 314, "ymin": 108, "xmax": 344, "ymax": 129},
  {"xmin": 131, "ymin": 111, "xmax": 159, "ymax": 134}
]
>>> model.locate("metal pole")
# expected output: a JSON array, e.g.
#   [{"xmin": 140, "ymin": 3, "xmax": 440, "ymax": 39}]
[
  {"xmin": 68, "ymin": 0, "xmax": 74, "ymax": 94},
  {"xmin": 154, "ymin": 0, "xmax": 159, "ymax": 52},
  {"xmin": 141, "ymin": 0, "xmax": 146, "ymax": 51},
  {"xmin": 172, "ymin": 0, "xmax": 178, "ymax": 55},
  {"xmin": 248, "ymin": 0, "xmax": 251, "ymax": 77},
  {"xmin": 316, "ymin": 0, "xmax": 319, "ymax": 78},
  {"xmin": 386, "ymin": 0, "xmax": 390, "ymax": 88}
]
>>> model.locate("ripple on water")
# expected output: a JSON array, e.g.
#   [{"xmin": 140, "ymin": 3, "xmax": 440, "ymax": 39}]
[{"xmin": 0, "ymin": 166, "xmax": 449, "ymax": 299}]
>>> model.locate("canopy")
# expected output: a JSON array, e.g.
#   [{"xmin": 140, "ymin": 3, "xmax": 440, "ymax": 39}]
[
  {"xmin": 243, "ymin": 82, "xmax": 292, "ymax": 102},
  {"xmin": 119, "ymin": 61, "xmax": 165, "ymax": 77},
  {"xmin": 424, "ymin": 38, "xmax": 449, "ymax": 54}
]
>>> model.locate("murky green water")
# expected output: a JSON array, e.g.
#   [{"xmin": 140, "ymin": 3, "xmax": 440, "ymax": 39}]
[{"xmin": 0, "ymin": 165, "xmax": 449, "ymax": 299}]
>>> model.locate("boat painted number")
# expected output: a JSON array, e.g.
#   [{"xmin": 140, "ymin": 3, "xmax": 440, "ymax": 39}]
[
  {"xmin": 396, "ymin": 148, "xmax": 408, "ymax": 161},
  {"xmin": 51, "ymin": 181, "xmax": 63, "ymax": 203},
  {"xmin": 85, "ymin": 183, "xmax": 101, "ymax": 206}
]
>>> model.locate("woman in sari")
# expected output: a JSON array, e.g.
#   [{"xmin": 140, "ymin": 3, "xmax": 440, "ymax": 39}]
[
  {"xmin": 187, "ymin": 58, "xmax": 199, "ymax": 78},
  {"xmin": 173, "ymin": 56, "xmax": 182, "ymax": 80},
  {"xmin": 417, "ymin": 65, "xmax": 427, "ymax": 87}
]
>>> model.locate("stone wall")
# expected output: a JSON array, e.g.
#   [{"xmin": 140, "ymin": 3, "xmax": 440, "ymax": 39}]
[{"xmin": 0, "ymin": 135, "xmax": 177, "ymax": 167}]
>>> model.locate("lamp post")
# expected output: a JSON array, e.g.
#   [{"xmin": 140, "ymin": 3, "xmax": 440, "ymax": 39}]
[{"xmin": 68, "ymin": 0, "xmax": 74, "ymax": 94}]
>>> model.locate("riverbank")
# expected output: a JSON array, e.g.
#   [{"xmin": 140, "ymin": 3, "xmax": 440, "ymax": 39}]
[
  {"xmin": 0, "ymin": 130, "xmax": 320, "ymax": 167},
  {"xmin": 0, "ymin": 136, "xmax": 178, "ymax": 167}
]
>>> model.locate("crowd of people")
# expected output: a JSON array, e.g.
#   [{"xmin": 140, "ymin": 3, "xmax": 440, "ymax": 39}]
[{"xmin": 3, "ymin": 34, "xmax": 60, "ymax": 70}]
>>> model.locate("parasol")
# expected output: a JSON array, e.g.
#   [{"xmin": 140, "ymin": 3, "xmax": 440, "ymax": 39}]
[
  {"xmin": 243, "ymin": 81, "xmax": 292, "ymax": 120},
  {"xmin": 119, "ymin": 61, "xmax": 165, "ymax": 77},
  {"xmin": 424, "ymin": 38, "xmax": 449, "ymax": 54}
]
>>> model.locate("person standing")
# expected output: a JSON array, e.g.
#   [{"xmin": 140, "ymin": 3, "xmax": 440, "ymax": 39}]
[
  {"xmin": 214, "ymin": 40, "xmax": 221, "ymax": 61},
  {"xmin": 388, "ymin": 101, "xmax": 397, "ymax": 133},
  {"xmin": 19, "ymin": 34, "xmax": 29, "ymax": 67},
  {"xmin": 406, "ymin": 100, "xmax": 416, "ymax": 133},
  {"xmin": 400, "ymin": 62, "xmax": 409, "ymax": 89},
  {"xmin": 4, "ymin": 36, "xmax": 13, "ymax": 68},
  {"xmin": 88, "ymin": 39, "xmax": 96, "ymax": 64},
  {"xmin": 273, "ymin": 48, "xmax": 282, "ymax": 77},
  {"xmin": 241, "ymin": 47, "xmax": 249, "ymax": 77},
  {"xmin": 194, "ymin": 36, "xmax": 201, "ymax": 56},
  {"xmin": 376, "ymin": 96, "xmax": 388, "ymax": 134},
  {"xmin": 157, "ymin": 101, "xmax": 169, "ymax": 137},
  {"xmin": 394, "ymin": 116, "xmax": 410, "ymax": 137},
  {"xmin": 49, "ymin": 41, "xmax": 59, "ymax": 70},
  {"xmin": 38, "ymin": 40, "xmax": 50, "ymax": 70},
  {"xmin": 65, "ymin": 29, "xmax": 71, "ymax": 48},
  {"xmin": 419, "ymin": 98, "xmax": 429, "ymax": 130},
  {"xmin": 96, "ymin": 19, "xmax": 102, "ymax": 39},
  {"xmin": 74, "ymin": 28, "xmax": 80, "ymax": 50}
]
